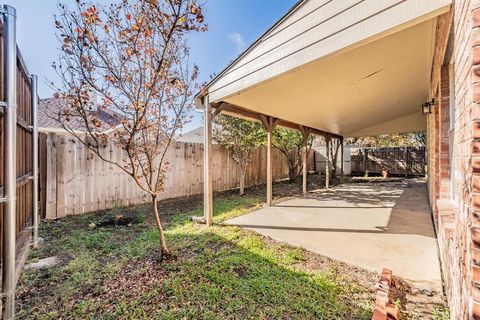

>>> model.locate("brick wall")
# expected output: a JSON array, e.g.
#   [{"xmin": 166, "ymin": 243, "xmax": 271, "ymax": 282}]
[
  {"xmin": 440, "ymin": 65, "xmax": 451, "ymax": 199},
  {"xmin": 471, "ymin": 1, "xmax": 480, "ymax": 317},
  {"xmin": 428, "ymin": 0, "xmax": 480, "ymax": 318}
]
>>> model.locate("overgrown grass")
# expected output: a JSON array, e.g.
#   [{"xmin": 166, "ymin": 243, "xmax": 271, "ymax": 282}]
[{"xmin": 18, "ymin": 193, "xmax": 373, "ymax": 319}]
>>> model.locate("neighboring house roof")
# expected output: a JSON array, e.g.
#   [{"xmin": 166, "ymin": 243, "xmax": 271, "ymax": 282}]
[
  {"xmin": 177, "ymin": 126, "xmax": 218, "ymax": 144},
  {"xmin": 177, "ymin": 127, "xmax": 204, "ymax": 143},
  {"xmin": 38, "ymin": 97, "xmax": 122, "ymax": 132}
]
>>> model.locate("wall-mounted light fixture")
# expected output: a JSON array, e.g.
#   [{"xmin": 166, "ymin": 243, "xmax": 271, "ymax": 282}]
[{"xmin": 421, "ymin": 99, "xmax": 435, "ymax": 115}]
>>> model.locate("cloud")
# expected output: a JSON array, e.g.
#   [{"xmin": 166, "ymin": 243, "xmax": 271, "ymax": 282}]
[{"xmin": 228, "ymin": 33, "xmax": 247, "ymax": 53}]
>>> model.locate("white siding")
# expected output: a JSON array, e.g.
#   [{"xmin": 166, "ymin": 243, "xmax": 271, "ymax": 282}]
[{"xmin": 209, "ymin": 0, "xmax": 451, "ymax": 102}]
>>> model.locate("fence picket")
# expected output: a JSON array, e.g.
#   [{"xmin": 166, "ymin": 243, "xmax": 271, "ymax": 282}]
[
  {"xmin": 41, "ymin": 132, "xmax": 299, "ymax": 218},
  {"xmin": 350, "ymin": 147, "xmax": 426, "ymax": 176}
]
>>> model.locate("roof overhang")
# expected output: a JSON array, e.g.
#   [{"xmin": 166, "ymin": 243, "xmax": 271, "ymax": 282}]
[{"xmin": 198, "ymin": 0, "xmax": 451, "ymax": 137}]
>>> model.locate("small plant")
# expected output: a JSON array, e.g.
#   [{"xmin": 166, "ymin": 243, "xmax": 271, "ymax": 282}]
[
  {"xmin": 431, "ymin": 307, "xmax": 450, "ymax": 320},
  {"xmin": 394, "ymin": 298, "xmax": 401, "ymax": 310}
]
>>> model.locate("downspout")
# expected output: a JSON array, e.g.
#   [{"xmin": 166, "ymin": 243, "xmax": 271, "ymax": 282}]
[
  {"xmin": 189, "ymin": 96, "xmax": 213, "ymax": 225},
  {"xmin": 31, "ymin": 74, "xmax": 39, "ymax": 248},
  {"xmin": 202, "ymin": 95, "xmax": 213, "ymax": 226},
  {"xmin": 2, "ymin": 5, "xmax": 17, "ymax": 320}
]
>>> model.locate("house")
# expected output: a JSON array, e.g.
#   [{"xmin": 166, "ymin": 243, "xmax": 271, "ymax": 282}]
[
  {"xmin": 177, "ymin": 126, "xmax": 206, "ymax": 144},
  {"xmin": 177, "ymin": 126, "xmax": 219, "ymax": 144},
  {"xmin": 38, "ymin": 97, "xmax": 122, "ymax": 133},
  {"xmin": 195, "ymin": 0, "xmax": 475, "ymax": 318}
]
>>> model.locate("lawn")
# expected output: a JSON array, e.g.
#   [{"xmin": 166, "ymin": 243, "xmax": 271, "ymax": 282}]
[{"xmin": 17, "ymin": 183, "xmax": 448, "ymax": 319}]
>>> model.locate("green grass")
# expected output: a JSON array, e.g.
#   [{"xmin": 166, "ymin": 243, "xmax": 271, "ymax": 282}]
[{"xmin": 17, "ymin": 193, "xmax": 373, "ymax": 319}]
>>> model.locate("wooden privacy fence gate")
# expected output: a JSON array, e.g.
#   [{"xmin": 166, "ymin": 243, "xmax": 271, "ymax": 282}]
[
  {"xmin": 350, "ymin": 147, "xmax": 426, "ymax": 176},
  {"xmin": 0, "ymin": 40, "xmax": 34, "ymax": 252},
  {"xmin": 0, "ymin": 5, "xmax": 39, "ymax": 319},
  {"xmin": 41, "ymin": 132, "xmax": 293, "ymax": 219}
]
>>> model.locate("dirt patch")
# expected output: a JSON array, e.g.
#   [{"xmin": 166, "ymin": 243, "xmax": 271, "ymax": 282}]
[
  {"xmin": 390, "ymin": 276, "xmax": 446, "ymax": 319},
  {"xmin": 97, "ymin": 252, "xmax": 170, "ymax": 307},
  {"xmin": 96, "ymin": 209, "xmax": 141, "ymax": 227},
  {"xmin": 288, "ymin": 241, "xmax": 446, "ymax": 319}
]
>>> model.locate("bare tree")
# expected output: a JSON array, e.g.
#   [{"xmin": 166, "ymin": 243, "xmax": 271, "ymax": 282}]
[{"xmin": 51, "ymin": 0, "xmax": 207, "ymax": 257}]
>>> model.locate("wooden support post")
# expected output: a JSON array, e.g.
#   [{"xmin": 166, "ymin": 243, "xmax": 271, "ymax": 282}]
[
  {"xmin": 340, "ymin": 137, "xmax": 344, "ymax": 183},
  {"xmin": 404, "ymin": 147, "xmax": 408, "ymax": 178},
  {"xmin": 261, "ymin": 115, "xmax": 278, "ymax": 206},
  {"xmin": 299, "ymin": 126, "xmax": 310, "ymax": 195},
  {"xmin": 267, "ymin": 128, "xmax": 273, "ymax": 205},
  {"xmin": 302, "ymin": 144, "xmax": 308, "ymax": 195},
  {"xmin": 325, "ymin": 136, "xmax": 330, "ymax": 189},
  {"xmin": 203, "ymin": 96, "xmax": 213, "ymax": 226}
]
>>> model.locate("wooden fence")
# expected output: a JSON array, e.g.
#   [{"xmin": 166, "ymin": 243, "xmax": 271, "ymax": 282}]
[
  {"xmin": 0, "ymin": 30, "xmax": 34, "ymax": 271},
  {"xmin": 41, "ymin": 132, "xmax": 293, "ymax": 219},
  {"xmin": 350, "ymin": 147, "xmax": 426, "ymax": 176}
]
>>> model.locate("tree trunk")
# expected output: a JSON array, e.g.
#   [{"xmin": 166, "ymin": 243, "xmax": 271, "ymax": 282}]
[
  {"xmin": 329, "ymin": 140, "xmax": 340, "ymax": 184},
  {"xmin": 151, "ymin": 194, "xmax": 170, "ymax": 257},
  {"xmin": 288, "ymin": 166, "xmax": 297, "ymax": 183},
  {"xmin": 330, "ymin": 144, "xmax": 337, "ymax": 179},
  {"xmin": 239, "ymin": 165, "xmax": 246, "ymax": 196}
]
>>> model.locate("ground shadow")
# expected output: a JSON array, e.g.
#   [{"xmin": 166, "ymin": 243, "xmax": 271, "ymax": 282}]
[
  {"xmin": 17, "ymin": 229, "xmax": 374, "ymax": 319},
  {"xmin": 231, "ymin": 178, "xmax": 435, "ymax": 238}
]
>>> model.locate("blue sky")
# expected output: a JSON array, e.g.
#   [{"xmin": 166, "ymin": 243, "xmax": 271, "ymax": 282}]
[{"xmin": 5, "ymin": 0, "xmax": 298, "ymax": 131}]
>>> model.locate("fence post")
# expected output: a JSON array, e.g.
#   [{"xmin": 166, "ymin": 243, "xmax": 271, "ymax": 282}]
[
  {"xmin": 2, "ymin": 5, "xmax": 17, "ymax": 320},
  {"xmin": 404, "ymin": 147, "xmax": 408, "ymax": 178},
  {"xmin": 362, "ymin": 148, "xmax": 368, "ymax": 174},
  {"xmin": 31, "ymin": 75, "xmax": 39, "ymax": 247}
]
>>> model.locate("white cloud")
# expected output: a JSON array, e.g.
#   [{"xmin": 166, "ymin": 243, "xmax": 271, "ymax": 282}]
[{"xmin": 228, "ymin": 33, "xmax": 247, "ymax": 53}]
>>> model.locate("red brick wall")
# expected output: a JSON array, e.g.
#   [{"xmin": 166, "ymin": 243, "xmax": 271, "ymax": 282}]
[
  {"xmin": 428, "ymin": 0, "xmax": 480, "ymax": 318},
  {"xmin": 471, "ymin": 1, "xmax": 480, "ymax": 317},
  {"xmin": 440, "ymin": 65, "xmax": 451, "ymax": 199}
]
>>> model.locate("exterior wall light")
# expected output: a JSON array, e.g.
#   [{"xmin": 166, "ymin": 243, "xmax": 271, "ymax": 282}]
[{"xmin": 421, "ymin": 99, "xmax": 435, "ymax": 115}]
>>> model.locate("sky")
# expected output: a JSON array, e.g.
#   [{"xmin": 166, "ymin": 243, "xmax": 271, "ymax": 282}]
[{"xmin": 4, "ymin": 0, "xmax": 298, "ymax": 131}]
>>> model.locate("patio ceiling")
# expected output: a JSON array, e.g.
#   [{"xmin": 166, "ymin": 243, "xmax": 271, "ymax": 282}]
[{"xmin": 201, "ymin": 0, "xmax": 451, "ymax": 137}]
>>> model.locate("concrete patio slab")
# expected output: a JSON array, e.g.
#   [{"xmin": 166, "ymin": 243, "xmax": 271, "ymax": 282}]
[{"xmin": 226, "ymin": 179, "xmax": 442, "ymax": 292}]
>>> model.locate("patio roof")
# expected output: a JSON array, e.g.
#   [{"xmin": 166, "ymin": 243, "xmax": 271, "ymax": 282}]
[
  {"xmin": 197, "ymin": 0, "xmax": 451, "ymax": 137},
  {"xmin": 199, "ymin": 0, "xmax": 452, "ymax": 225}
]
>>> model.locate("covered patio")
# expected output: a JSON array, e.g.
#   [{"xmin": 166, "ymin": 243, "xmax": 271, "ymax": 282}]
[
  {"xmin": 226, "ymin": 179, "xmax": 442, "ymax": 292},
  {"xmin": 196, "ymin": 0, "xmax": 451, "ymax": 292}
]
